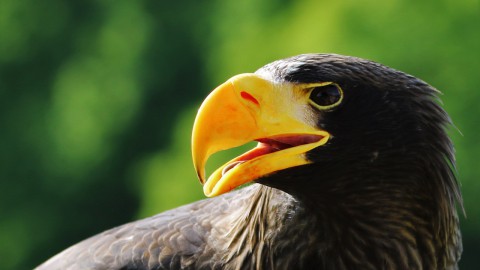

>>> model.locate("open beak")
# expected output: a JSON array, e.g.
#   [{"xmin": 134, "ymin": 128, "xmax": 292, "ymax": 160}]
[{"xmin": 192, "ymin": 74, "xmax": 330, "ymax": 197}]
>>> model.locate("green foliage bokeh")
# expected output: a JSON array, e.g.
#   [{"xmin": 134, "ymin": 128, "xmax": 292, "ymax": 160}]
[{"xmin": 0, "ymin": 0, "xmax": 478, "ymax": 269}]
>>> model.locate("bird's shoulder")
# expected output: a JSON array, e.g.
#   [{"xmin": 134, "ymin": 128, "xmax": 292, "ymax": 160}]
[{"xmin": 36, "ymin": 187, "xmax": 253, "ymax": 270}]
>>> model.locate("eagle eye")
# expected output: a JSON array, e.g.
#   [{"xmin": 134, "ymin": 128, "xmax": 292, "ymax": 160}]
[{"xmin": 308, "ymin": 83, "xmax": 343, "ymax": 110}]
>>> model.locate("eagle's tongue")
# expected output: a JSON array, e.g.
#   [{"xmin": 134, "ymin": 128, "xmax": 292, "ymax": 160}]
[{"xmin": 220, "ymin": 135, "xmax": 324, "ymax": 176}]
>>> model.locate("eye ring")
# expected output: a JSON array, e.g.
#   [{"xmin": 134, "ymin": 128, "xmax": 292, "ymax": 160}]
[{"xmin": 307, "ymin": 83, "xmax": 343, "ymax": 110}]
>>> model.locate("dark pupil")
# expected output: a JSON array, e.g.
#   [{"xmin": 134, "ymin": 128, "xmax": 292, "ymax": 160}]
[{"xmin": 310, "ymin": 84, "xmax": 341, "ymax": 106}]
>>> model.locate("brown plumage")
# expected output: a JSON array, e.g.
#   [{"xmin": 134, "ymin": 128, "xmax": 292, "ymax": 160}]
[{"xmin": 36, "ymin": 54, "xmax": 462, "ymax": 270}]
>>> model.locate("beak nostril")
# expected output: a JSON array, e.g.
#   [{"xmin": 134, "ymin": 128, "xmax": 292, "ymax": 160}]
[{"xmin": 240, "ymin": 91, "xmax": 259, "ymax": 106}]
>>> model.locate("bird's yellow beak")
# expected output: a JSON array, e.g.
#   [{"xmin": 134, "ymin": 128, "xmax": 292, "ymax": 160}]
[{"xmin": 192, "ymin": 74, "xmax": 330, "ymax": 197}]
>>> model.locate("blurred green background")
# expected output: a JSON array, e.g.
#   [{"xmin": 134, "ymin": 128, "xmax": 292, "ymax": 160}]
[{"xmin": 1, "ymin": 0, "xmax": 478, "ymax": 269}]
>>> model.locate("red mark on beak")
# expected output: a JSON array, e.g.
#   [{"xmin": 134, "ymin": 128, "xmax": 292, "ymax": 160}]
[{"xmin": 240, "ymin": 91, "xmax": 259, "ymax": 106}]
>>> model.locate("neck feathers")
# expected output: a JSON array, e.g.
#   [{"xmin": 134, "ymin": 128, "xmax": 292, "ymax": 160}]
[{"xmin": 218, "ymin": 180, "xmax": 461, "ymax": 270}]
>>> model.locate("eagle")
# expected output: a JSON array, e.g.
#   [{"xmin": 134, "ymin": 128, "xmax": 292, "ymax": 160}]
[{"xmin": 36, "ymin": 54, "xmax": 462, "ymax": 270}]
